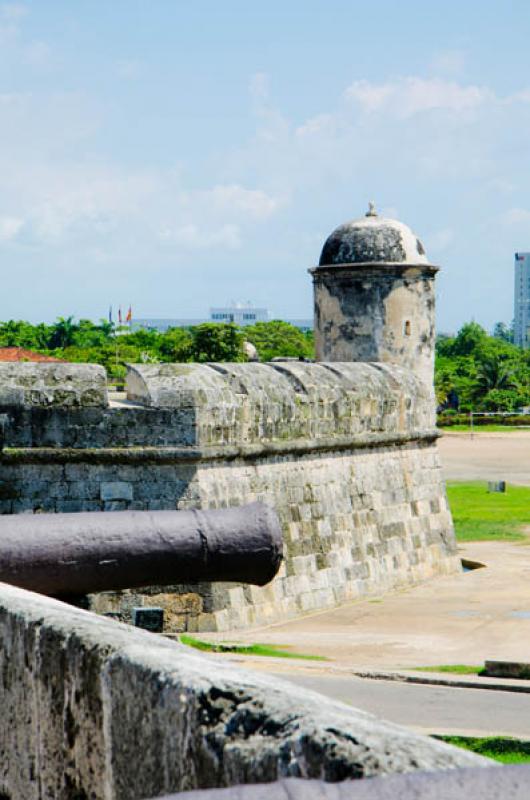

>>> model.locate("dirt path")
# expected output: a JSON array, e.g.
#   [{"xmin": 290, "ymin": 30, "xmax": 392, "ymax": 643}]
[{"xmin": 439, "ymin": 430, "xmax": 530, "ymax": 486}]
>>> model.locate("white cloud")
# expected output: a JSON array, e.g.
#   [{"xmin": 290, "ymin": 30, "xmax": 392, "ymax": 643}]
[
  {"xmin": 23, "ymin": 40, "xmax": 52, "ymax": 66},
  {"xmin": 159, "ymin": 223, "xmax": 241, "ymax": 250},
  {"xmin": 430, "ymin": 50, "xmax": 466, "ymax": 76},
  {"xmin": 251, "ymin": 73, "xmax": 530, "ymax": 193},
  {"xmin": 249, "ymin": 72, "xmax": 270, "ymax": 104},
  {"xmin": 506, "ymin": 89, "xmax": 530, "ymax": 104},
  {"xmin": 295, "ymin": 113, "xmax": 335, "ymax": 139},
  {"xmin": 1, "ymin": 30, "xmax": 529, "ymax": 329},
  {"xmin": 487, "ymin": 178, "xmax": 515, "ymax": 195},
  {"xmin": 0, "ymin": 152, "xmax": 279, "ymax": 253},
  {"xmin": 116, "ymin": 59, "xmax": 142, "ymax": 79},
  {"xmin": 345, "ymin": 77, "xmax": 493, "ymax": 117},
  {"xmin": 0, "ymin": 215, "xmax": 23, "ymax": 241},
  {"xmin": 204, "ymin": 184, "xmax": 282, "ymax": 220},
  {"xmin": 1, "ymin": 3, "xmax": 27, "ymax": 21},
  {"xmin": 501, "ymin": 208, "xmax": 530, "ymax": 226},
  {"xmin": 0, "ymin": 2, "xmax": 26, "ymax": 43}
]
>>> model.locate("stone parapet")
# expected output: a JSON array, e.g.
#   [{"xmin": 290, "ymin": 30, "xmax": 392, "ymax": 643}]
[
  {"xmin": 0, "ymin": 362, "xmax": 108, "ymax": 408},
  {"xmin": 126, "ymin": 361, "xmax": 435, "ymax": 445},
  {"xmin": 0, "ymin": 581, "xmax": 488, "ymax": 800}
]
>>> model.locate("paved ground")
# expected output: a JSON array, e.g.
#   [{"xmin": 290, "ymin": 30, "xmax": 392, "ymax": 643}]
[
  {"xmin": 270, "ymin": 672, "xmax": 530, "ymax": 738},
  {"xmin": 439, "ymin": 430, "xmax": 530, "ymax": 486},
  {"xmin": 211, "ymin": 540, "xmax": 530, "ymax": 670},
  {"xmin": 205, "ymin": 431, "xmax": 530, "ymax": 735}
]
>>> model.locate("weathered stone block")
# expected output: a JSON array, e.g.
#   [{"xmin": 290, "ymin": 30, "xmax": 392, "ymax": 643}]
[
  {"xmin": 100, "ymin": 481, "xmax": 134, "ymax": 502},
  {"xmin": 0, "ymin": 362, "xmax": 108, "ymax": 407}
]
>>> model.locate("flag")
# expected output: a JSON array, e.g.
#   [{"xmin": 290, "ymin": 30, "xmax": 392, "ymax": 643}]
[
  {"xmin": 126, "ymin": 305, "xmax": 132, "ymax": 323},
  {"xmin": 516, "ymin": 253, "xmax": 526, "ymax": 261},
  {"xmin": 118, "ymin": 307, "xmax": 122, "ymax": 324},
  {"xmin": 108, "ymin": 305, "xmax": 113, "ymax": 324}
]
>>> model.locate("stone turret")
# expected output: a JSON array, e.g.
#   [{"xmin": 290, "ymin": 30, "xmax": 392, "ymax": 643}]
[{"xmin": 310, "ymin": 203, "xmax": 438, "ymax": 390}]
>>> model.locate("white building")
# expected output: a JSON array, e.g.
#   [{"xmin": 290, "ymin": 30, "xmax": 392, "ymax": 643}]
[
  {"xmin": 514, "ymin": 252, "xmax": 530, "ymax": 348},
  {"xmin": 209, "ymin": 303, "xmax": 268, "ymax": 326}
]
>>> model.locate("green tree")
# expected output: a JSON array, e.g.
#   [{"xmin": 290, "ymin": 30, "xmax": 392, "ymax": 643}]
[
  {"xmin": 0, "ymin": 319, "xmax": 53, "ymax": 348},
  {"xmin": 493, "ymin": 321, "xmax": 513, "ymax": 343},
  {"xmin": 72, "ymin": 319, "xmax": 114, "ymax": 348},
  {"xmin": 480, "ymin": 389, "xmax": 521, "ymax": 412},
  {"xmin": 449, "ymin": 322, "xmax": 488, "ymax": 356},
  {"xmin": 244, "ymin": 320, "xmax": 314, "ymax": 362},
  {"xmin": 158, "ymin": 327, "xmax": 193, "ymax": 362},
  {"xmin": 50, "ymin": 316, "xmax": 78, "ymax": 349},
  {"xmin": 435, "ymin": 321, "xmax": 530, "ymax": 414},
  {"xmin": 434, "ymin": 362, "xmax": 456, "ymax": 406},
  {"xmin": 189, "ymin": 323, "xmax": 245, "ymax": 362},
  {"xmin": 474, "ymin": 356, "xmax": 518, "ymax": 398}
]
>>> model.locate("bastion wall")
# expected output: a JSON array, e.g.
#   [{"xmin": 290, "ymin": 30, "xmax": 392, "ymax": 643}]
[{"xmin": 0, "ymin": 361, "xmax": 460, "ymax": 632}]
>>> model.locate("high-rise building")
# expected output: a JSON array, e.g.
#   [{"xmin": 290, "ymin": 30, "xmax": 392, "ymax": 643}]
[{"xmin": 514, "ymin": 252, "xmax": 530, "ymax": 348}]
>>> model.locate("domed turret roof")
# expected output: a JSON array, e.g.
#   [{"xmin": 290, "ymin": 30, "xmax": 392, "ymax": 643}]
[{"xmin": 319, "ymin": 203, "xmax": 429, "ymax": 267}]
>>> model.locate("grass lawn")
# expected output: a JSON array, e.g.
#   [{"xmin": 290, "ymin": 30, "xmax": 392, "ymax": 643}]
[
  {"xmin": 435, "ymin": 736, "xmax": 530, "ymax": 764},
  {"xmin": 179, "ymin": 634, "xmax": 327, "ymax": 661},
  {"xmin": 446, "ymin": 481, "xmax": 530, "ymax": 542},
  {"xmin": 413, "ymin": 665, "xmax": 482, "ymax": 675},
  {"xmin": 441, "ymin": 425, "xmax": 526, "ymax": 432}
]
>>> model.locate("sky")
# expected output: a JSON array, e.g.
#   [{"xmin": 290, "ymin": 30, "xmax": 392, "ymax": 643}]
[{"xmin": 1, "ymin": 0, "xmax": 530, "ymax": 333}]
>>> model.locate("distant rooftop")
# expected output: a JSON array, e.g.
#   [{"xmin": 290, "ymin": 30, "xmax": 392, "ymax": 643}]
[
  {"xmin": 130, "ymin": 318, "xmax": 205, "ymax": 332},
  {"xmin": 0, "ymin": 348, "xmax": 64, "ymax": 363},
  {"xmin": 132, "ymin": 317, "xmax": 313, "ymax": 332}
]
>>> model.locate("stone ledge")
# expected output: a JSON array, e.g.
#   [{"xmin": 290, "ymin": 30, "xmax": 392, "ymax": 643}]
[
  {"xmin": 0, "ymin": 581, "xmax": 488, "ymax": 799},
  {"xmin": 0, "ymin": 429, "xmax": 439, "ymax": 464}
]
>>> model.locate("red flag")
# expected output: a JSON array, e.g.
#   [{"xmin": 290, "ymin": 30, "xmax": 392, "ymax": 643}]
[{"xmin": 126, "ymin": 305, "xmax": 132, "ymax": 323}]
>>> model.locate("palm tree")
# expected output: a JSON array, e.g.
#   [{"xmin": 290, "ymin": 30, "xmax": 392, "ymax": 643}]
[
  {"xmin": 0, "ymin": 320, "xmax": 24, "ymax": 346},
  {"xmin": 474, "ymin": 356, "xmax": 518, "ymax": 398},
  {"xmin": 98, "ymin": 319, "xmax": 115, "ymax": 340},
  {"xmin": 434, "ymin": 366, "xmax": 455, "ymax": 407},
  {"xmin": 50, "ymin": 316, "xmax": 77, "ymax": 349}
]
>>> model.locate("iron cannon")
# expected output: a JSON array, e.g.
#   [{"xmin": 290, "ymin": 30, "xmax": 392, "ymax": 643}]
[{"xmin": 0, "ymin": 502, "xmax": 283, "ymax": 597}]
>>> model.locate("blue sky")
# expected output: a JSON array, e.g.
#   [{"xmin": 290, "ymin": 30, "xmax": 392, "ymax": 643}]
[{"xmin": 1, "ymin": 0, "xmax": 530, "ymax": 332}]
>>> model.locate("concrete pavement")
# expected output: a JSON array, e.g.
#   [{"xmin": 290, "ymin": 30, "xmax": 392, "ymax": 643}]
[
  {"xmin": 439, "ymin": 430, "xmax": 530, "ymax": 486},
  {"xmin": 200, "ymin": 538, "xmax": 530, "ymax": 735},
  {"xmin": 270, "ymin": 672, "xmax": 530, "ymax": 738},
  {"xmin": 208, "ymin": 540, "xmax": 530, "ymax": 671}
]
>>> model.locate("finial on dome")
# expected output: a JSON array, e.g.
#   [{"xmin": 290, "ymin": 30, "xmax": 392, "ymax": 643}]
[{"xmin": 365, "ymin": 200, "xmax": 378, "ymax": 217}]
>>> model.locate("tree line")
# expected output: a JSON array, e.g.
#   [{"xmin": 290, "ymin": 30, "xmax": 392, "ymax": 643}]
[
  {"xmin": 1, "ymin": 317, "xmax": 528, "ymax": 412},
  {"xmin": 0, "ymin": 318, "xmax": 314, "ymax": 381},
  {"xmin": 436, "ymin": 322, "xmax": 530, "ymax": 413}
]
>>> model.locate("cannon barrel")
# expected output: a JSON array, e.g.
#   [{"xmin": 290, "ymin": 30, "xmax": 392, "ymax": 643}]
[{"xmin": 0, "ymin": 502, "xmax": 283, "ymax": 597}]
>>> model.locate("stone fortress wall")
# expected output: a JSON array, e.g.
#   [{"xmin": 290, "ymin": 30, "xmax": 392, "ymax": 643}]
[
  {"xmin": 0, "ymin": 580, "xmax": 485, "ymax": 800},
  {"xmin": 0, "ymin": 359, "xmax": 460, "ymax": 631},
  {"xmin": 0, "ymin": 206, "xmax": 460, "ymax": 631}
]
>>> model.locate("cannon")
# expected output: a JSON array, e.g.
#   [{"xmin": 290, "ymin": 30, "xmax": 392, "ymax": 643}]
[{"xmin": 0, "ymin": 502, "xmax": 283, "ymax": 597}]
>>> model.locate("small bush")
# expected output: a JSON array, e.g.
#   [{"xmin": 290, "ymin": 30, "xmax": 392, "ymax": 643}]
[{"xmin": 438, "ymin": 413, "xmax": 530, "ymax": 427}]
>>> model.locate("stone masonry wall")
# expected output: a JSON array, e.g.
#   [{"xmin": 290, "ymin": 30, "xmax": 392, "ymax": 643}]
[
  {"xmin": 312, "ymin": 265, "xmax": 437, "ymax": 390},
  {"xmin": 0, "ymin": 582, "xmax": 487, "ymax": 800},
  {"xmin": 0, "ymin": 362, "xmax": 460, "ymax": 631}
]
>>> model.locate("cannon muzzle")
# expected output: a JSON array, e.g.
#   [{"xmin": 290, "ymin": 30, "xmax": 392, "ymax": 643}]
[{"xmin": 0, "ymin": 502, "xmax": 283, "ymax": 597}]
